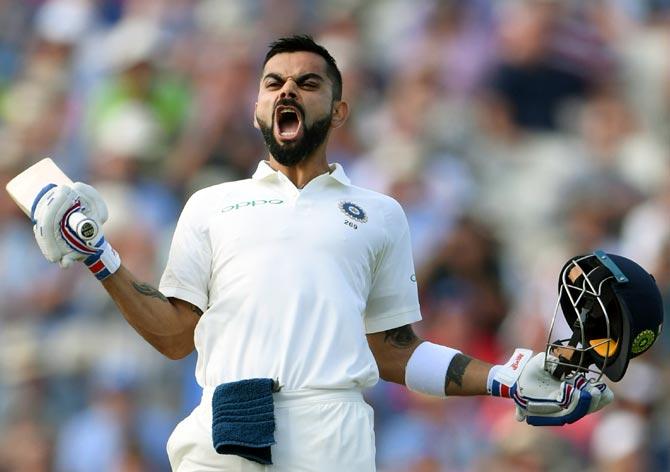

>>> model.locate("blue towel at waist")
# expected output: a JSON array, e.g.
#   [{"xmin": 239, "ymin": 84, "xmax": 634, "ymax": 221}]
[{"xmin": 212, "ymin": 378, "xmax": 279, "ymax": 465}]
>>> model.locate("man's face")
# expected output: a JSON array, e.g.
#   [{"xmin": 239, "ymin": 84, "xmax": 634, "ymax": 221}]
[{"xmin": 255, "ymin": 51, "xmax": 336, "ymax": 166}]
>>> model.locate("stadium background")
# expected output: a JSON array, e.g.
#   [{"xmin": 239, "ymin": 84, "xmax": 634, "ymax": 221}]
[{"xmin": 0, "ymin": 0, "xmax": 669, "ymax": 470}]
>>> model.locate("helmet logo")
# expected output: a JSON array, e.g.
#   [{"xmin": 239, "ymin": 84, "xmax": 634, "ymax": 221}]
[{"xmin": 631, "ymin": 329, "xmax": 656, "ymax": 354}]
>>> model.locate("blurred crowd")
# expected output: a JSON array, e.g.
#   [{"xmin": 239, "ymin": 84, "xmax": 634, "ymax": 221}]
[{"xmin": 0, "ymin": 0, "xmax": 669, "ymax": 470}]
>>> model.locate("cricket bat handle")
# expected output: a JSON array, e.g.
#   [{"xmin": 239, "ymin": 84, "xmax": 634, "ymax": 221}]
[{"xmin": 67, "ymin": 211, "xmax": 99, "ymax": 241}]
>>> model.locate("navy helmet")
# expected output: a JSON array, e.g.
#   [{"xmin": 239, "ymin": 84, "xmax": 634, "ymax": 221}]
[{"xmin": 546, "ymin": 251, "xmax": 664, "ymax": 382}]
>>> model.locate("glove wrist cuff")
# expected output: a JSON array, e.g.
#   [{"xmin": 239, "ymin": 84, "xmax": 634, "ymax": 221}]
[
  {"xmin": 84, "ymin": 239, "xmax": 120, "ymax": 281},
  {"xmin": 487, "ymin": 365, "xmax": 501, "ymax": 395},
  {"xmin": 488, "ymin": 348, "xmax": 533, "ymax": 397}
]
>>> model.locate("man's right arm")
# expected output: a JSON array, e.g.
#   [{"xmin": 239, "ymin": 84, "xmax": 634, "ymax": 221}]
[
  {"xmin": 101, "ymin": 265, "xmax": 201, "ymax": 359},
  {"xmin": 30, "ymin": 182, "xmax": 203, "ymax": 360}
]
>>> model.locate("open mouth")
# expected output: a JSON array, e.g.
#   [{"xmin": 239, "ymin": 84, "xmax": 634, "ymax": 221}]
[{"xmin": 274, "ymin": 106, "xmax": 303, "ymax": 142}]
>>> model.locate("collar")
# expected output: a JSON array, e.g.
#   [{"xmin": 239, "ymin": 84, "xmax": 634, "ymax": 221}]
[{"xmin": 251, "ymin": 160, "xmax": 351, "ymax": 186}]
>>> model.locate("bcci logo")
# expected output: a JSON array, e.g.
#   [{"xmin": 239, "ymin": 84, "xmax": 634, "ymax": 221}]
[
  {"xmin": 338, "ymin": 201, "xmax": 368, "ymax": 223},
  {"xmin": 632, "ymin": 329, "xmax": 656, "ymax": 354}
]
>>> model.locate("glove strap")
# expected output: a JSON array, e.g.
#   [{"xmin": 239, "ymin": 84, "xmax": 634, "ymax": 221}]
[
  {"xmin": 84, "ymin": 238, "xmax": 121, "ymax": 281},
  {"xmin": 488, "ymin": 348, "xmax": 533, "ymax": 397}
]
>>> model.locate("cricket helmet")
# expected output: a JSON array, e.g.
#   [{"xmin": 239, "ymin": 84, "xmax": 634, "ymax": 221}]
[{"xmin": 546, "ymin": 250, "xmax": 664, "ymax": 382}]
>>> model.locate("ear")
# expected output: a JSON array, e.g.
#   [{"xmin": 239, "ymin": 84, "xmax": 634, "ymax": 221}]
[
  {"xmin": 253, "ymin": 102, "xmax": 260, "ymax": 129},
  {"xmin": 330, "ymin": 100, "xmax": 349, "ymax": 129}
]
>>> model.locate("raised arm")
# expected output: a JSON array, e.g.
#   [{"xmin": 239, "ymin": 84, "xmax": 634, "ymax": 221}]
[
  {"xmin": 101, "ymin": 266, "xmax": 200, "ymax": 359},
  {"xmin": 31, "ymin": 182, "xmax": 200, "ymax": 360}
]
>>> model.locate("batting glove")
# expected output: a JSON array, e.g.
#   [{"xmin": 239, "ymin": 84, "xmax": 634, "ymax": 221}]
[
  {"xmin": 488, "ymin": 349, "xmax": 613, "ymax": 426},
  {"xmin": 32, "ymin": 182, "xmax": 121, "ymax": 280}
]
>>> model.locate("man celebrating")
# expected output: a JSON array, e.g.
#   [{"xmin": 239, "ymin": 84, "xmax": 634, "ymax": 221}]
[{"xmin": 32, "ymin": 36, "xmax": 612, "ymax": 471}]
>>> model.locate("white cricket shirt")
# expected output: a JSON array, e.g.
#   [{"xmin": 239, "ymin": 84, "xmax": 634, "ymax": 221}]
[{"xmin": 159, "ymin": 161, "xmax": 421, "ymax": 390}]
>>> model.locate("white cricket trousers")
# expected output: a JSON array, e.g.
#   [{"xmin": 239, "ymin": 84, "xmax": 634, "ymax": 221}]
[{"xmin": 167, "ymin": 388, "xmax": 376, "ymax": 471}]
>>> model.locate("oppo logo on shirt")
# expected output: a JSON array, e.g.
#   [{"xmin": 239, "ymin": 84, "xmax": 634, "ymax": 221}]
[{"xmin": 221, "ymin": 199, "xmax": 285, "ymax": 213}]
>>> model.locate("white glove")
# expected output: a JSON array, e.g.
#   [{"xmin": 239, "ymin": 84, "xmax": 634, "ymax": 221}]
[
  {"xmin": 488, "ymin": 349, "xmax": 613, "ymax": 426},
  {"xmin": 32, "ymin": 182, "xmax": 120, "ymax": 280}
]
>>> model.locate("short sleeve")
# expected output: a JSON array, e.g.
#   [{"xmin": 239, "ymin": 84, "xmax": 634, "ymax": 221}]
[
  {"xmin": 364, "ymin": 200, "xmax": 421, "ymax": 333},
  {"xmin": 159, "ymin": 192, "xmax": 212, "ymax": 312}
]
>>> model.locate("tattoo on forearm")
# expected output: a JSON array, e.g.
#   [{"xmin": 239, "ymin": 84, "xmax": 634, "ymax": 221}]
[
  {"xmin": 445, "ymin": 354, "xmax": 472, "ymax": 390},
  {"xmin": 132, "ymin": 281, "xmax": 168, "ymax": 302},
  {"xmin": 383, "ymin": 325, "xmax": 418, "ymax": 349}
]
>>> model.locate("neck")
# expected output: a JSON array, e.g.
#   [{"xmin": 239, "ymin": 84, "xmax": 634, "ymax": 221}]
[{"xmin": 267, "ymin": 146, "xmax": 330, "ymax": 189}]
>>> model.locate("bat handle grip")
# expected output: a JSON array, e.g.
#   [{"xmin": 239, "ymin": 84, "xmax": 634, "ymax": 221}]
[{"xmin": 67, "ymin": 211, "xmax": 99, "ymax": 241}]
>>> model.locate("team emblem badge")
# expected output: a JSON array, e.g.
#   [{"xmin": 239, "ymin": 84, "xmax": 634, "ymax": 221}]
[
  {"xmin": 338, "ymin": 201, "xmax": 367, "ymax": 223},
  {"xmin": 631, "ymin": 329, "xmax": 656, "ymax": 354}
]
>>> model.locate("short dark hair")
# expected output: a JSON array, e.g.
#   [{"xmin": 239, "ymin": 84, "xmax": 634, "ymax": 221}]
[{"xmin": 263, "ymin": 35, "xmax": 343, "ymax": 101}]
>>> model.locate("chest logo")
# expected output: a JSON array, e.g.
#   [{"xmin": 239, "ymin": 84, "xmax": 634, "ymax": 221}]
[
  {"xmin": 221, "ymin": 199, "xmax": 284, "ymax": 213},
  {"xmin": 338, "ymin": 201, "xmax": 368, "ymax": 223}
]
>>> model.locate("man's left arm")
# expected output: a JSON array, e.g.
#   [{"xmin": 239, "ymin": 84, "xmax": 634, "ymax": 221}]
[
  {"xmin": 367, "ymin": 324, "xmax": 613, "ymax": 426},
  {"xmin": 365, "ymin": 203, "xmax": 611, "ymax": 426},
  {"xmin": 367, "ymin": 325, "xmax": 491, "ymax": 395}
]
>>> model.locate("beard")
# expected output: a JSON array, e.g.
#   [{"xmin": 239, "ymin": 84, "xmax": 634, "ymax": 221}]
[{"xmin": 256, "ymin": 105, "xmax": 332, "ymax": 167}]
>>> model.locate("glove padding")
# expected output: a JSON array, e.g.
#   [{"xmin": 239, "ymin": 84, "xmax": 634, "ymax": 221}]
[
  {"xmin": 489, "ymin": 350, "xmax": 613, "ymax": 427},
  {"xmin": 32, "ymin": 182, "xmax": 119, "ymax": 279},
  {"xmin": 33, "ymin": 183, "xmax": 101, "ymax": 267}
]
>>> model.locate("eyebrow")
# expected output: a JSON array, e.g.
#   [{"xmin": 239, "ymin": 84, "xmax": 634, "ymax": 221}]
[{"xmin": 262, "ymin": 72, "xmax": 325, "ymax": 83}]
